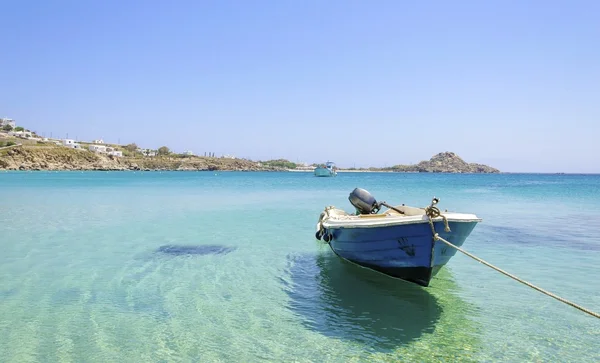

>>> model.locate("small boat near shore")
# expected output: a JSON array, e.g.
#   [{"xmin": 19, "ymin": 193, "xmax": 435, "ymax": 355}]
[
  {"xmin": 314, "ymin": 161, "xmax": 337, "ymax": 177},
  {"xmin": 315, "ymin": 188, "xmax": 481, "ymax": 287}
]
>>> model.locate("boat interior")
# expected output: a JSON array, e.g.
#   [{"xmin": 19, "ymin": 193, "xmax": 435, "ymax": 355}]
[
  {"xmin": 383, "ymin": 205, "xmax": 427, "ymax": 216},
  {"xmin": 356, "ymin": 205, "xmax": 427, "ymax": 218}
]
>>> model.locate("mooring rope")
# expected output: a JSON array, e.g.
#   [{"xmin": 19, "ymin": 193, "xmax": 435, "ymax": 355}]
[
  {"xmin": 423, "ymin": 199, "xmax": 600, "ymax": 319},
  {"xmin": 424, "ymin": 197, "xmax": 451, "ymax": 232},
  {"xmin": 434, "ymin": 235, "xmax": 600, "ymax": 319}
]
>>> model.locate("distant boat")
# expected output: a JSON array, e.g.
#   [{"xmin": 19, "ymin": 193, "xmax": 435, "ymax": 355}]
[
  {"xmin": 314, "ymin": 161, "xmax": 337, "ymax": 177},
  {"xmin": 315, "ymin": 188, "xmax": 481, "ymax": 287}
]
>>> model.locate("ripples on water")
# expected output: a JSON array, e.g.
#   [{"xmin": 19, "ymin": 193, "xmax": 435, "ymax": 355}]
[
  {"xmin": 0, "ymin": 171, "xmax": 599, "ymax": 362},
  {"xmin": 283, "ymin": 252, "xmax": 442, "ymax": 353}
]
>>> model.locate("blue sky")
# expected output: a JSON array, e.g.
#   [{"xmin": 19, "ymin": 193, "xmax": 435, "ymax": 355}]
[{"xmin": 1, "ymin": 0, "xmax": 599, "ymax": 172}]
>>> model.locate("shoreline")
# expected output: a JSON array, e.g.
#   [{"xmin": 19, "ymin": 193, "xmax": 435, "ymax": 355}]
[
  {"xmin": 286, "ymin": 169, "xmax": 396, "ymax": 173},
  {"xmin": 0, "ymin": 139, "xmax": 502, "ymax": 174},
  {"xmin": 338, "ymin": 169, "xmax": 396, "ymax": 173},
  {"xmin": 1, "ymin": 169, "xmax": 596, "ymax": 175}
]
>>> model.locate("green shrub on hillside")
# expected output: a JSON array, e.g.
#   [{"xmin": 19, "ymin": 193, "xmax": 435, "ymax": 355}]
[
  {"xmin": 261, "ymin": 159, "xmax": 297, "ymax": 169},
  {"xmin": 124, "ymin": 143, "xmax": 138, "ymax": 152}
]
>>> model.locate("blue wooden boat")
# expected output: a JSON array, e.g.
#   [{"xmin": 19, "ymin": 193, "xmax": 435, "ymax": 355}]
[
  {"xmin": 314, "ymin": 161, "xmax": 337, "ymax": 177},
  {"xmin": 315, "ymin": 188, "xmax": 481, "ymax": 287}
]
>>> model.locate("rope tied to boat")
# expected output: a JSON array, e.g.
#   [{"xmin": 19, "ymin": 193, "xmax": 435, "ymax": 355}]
[
  {"xmin": 425, "ymin": 197, "xmax": 451, "ymax": 233},
  {"xmin": 316, "ymin": 206, "xmax": 336, "ymax": 241},
  {"xmin": 424, "ymin": 204, "xmax": 600, "ymax": 320}
]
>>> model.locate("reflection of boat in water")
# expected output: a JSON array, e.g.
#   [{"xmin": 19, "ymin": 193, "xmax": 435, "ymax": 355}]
[
  {"xmin": 314, "ymin": 161, "xmax": 337, "ymax": 177},
  {"xmin": 315, "ymin": 188, "xmax": 481, "ymax": 287},
  {"xmin": 282, "ymin": 251, "xmax": 442, "ymax": 352}
]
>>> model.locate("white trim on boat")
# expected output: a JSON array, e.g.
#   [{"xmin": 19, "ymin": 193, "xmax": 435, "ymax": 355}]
[{"xmin": 322, "ymin": 212, "xmax": 482, "ymax": 229}]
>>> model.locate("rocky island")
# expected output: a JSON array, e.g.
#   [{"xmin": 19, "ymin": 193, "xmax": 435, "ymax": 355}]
[
  {"xmin": 388, "ymin": 152, "xmax": 500, "ymax": 173},
  {"xmin": 343, "ymin": 152, "xmax": 500, "ymax": 173}
]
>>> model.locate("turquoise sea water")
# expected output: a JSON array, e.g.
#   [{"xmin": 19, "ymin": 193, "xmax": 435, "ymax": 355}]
[{"xmin": 1, "ymin": 171, "xmax": 599, "ymax": 362}]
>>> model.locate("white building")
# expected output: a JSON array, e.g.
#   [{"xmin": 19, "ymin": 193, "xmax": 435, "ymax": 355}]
[
  {"xmin": 89, "ymin": 144, "xmax": 107, "ymax": 153},
  {"xmin": 62, "ymin": 139, "xmax": 81, "ymax": 149},
  {"xmin": 8, "ymin": 130, "xmax": 32, "ymax": 138},
  {"xmin": 184, "ymin": 150, "xmax": 194, "ymax": 156},
  {"xmin": 0, "ymin": 118, "xmax": 16, "ymax": 128},
  {"xmin": 89, "ymin": 144, "xmax": 121, "ymax": 156},
  {"xmin": 92, "ymin": 138, "xmax": 104, "ymax": 144},
  {"xmin": 138, "ymin": 148, "xmax": 157, "ymax": 157}
]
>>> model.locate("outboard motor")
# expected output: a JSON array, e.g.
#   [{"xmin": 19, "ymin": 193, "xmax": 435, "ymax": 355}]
[{"xmin": 348, "ymin": 188, "xmax": 381, "ymax": 214}]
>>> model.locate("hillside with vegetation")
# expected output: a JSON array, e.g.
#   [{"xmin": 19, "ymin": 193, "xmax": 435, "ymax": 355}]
[
  {"xmin": 0, "ymin": 142, "xmax": 287, "ymax": 171},
  {"xmin": 259, "ymin": 159, "xmax": 298, "ymax": 169},
  {"xmin": 1, "ymin": 129, "xmax": 499, "ymax": 173}
]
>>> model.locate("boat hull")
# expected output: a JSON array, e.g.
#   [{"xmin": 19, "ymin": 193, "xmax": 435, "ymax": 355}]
[
  {"xmin": 314, "ymin": 167, "xmax": 336, "ymax": 177},
  {"xmin": 325, "ymin": 220, "xmax": 478, "ymax": 286}
]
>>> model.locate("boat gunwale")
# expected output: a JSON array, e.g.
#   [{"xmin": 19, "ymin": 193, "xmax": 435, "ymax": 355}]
[{"xmin": 321, "ymin": 213, "xmax": 482, "ymax": 229}]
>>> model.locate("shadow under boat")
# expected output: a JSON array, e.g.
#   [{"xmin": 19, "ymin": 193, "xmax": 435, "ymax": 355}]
[{"xmin": 282, "ymin": 250, "xmax": 442, "ymax": 353}]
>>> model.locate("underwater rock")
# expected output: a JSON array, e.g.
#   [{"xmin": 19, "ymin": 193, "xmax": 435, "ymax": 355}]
[{"xmin": 156, "ymin": 244, "xmax": 237, "ymax": 256}]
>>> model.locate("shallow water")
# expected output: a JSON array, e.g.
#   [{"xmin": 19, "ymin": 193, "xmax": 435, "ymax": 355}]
[{"xmin": 1, "ymin": 171, "xmax": 599, "ymax": 362}]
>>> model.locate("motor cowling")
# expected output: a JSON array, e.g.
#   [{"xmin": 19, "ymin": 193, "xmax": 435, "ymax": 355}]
[{"xmin": 348, "ymin": 187, "xmax": 379, "ymax": 214}]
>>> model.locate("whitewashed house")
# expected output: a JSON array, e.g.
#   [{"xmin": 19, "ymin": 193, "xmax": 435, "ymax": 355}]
[
  {"xmin": 89, "ymin": 144, "xmax": 107, "ymax": 153},
  {"xmin": 89, "ymin": 144, "xmax": 121, "ymax": 156},
  {"xmin": 184, "ymin": 150, "xmax": 194, "ymax": 156},
  {"xmin": 138, "ymin": 148, "xmax": 157, "ymax": 157},
  {"xmin": 0, "ymin": 118, "xmax": 16, "ymax": 128},
  {"xmin": 92, "ymin": 138, "xmax": 104, "ymax": 144},
  {"xmin": 62, "ymin": 139, "xmax": 81, "ymax": 149},
  {"xmin": 9, "ymin": 130, "xmax": 32, "ymax": 138}
]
